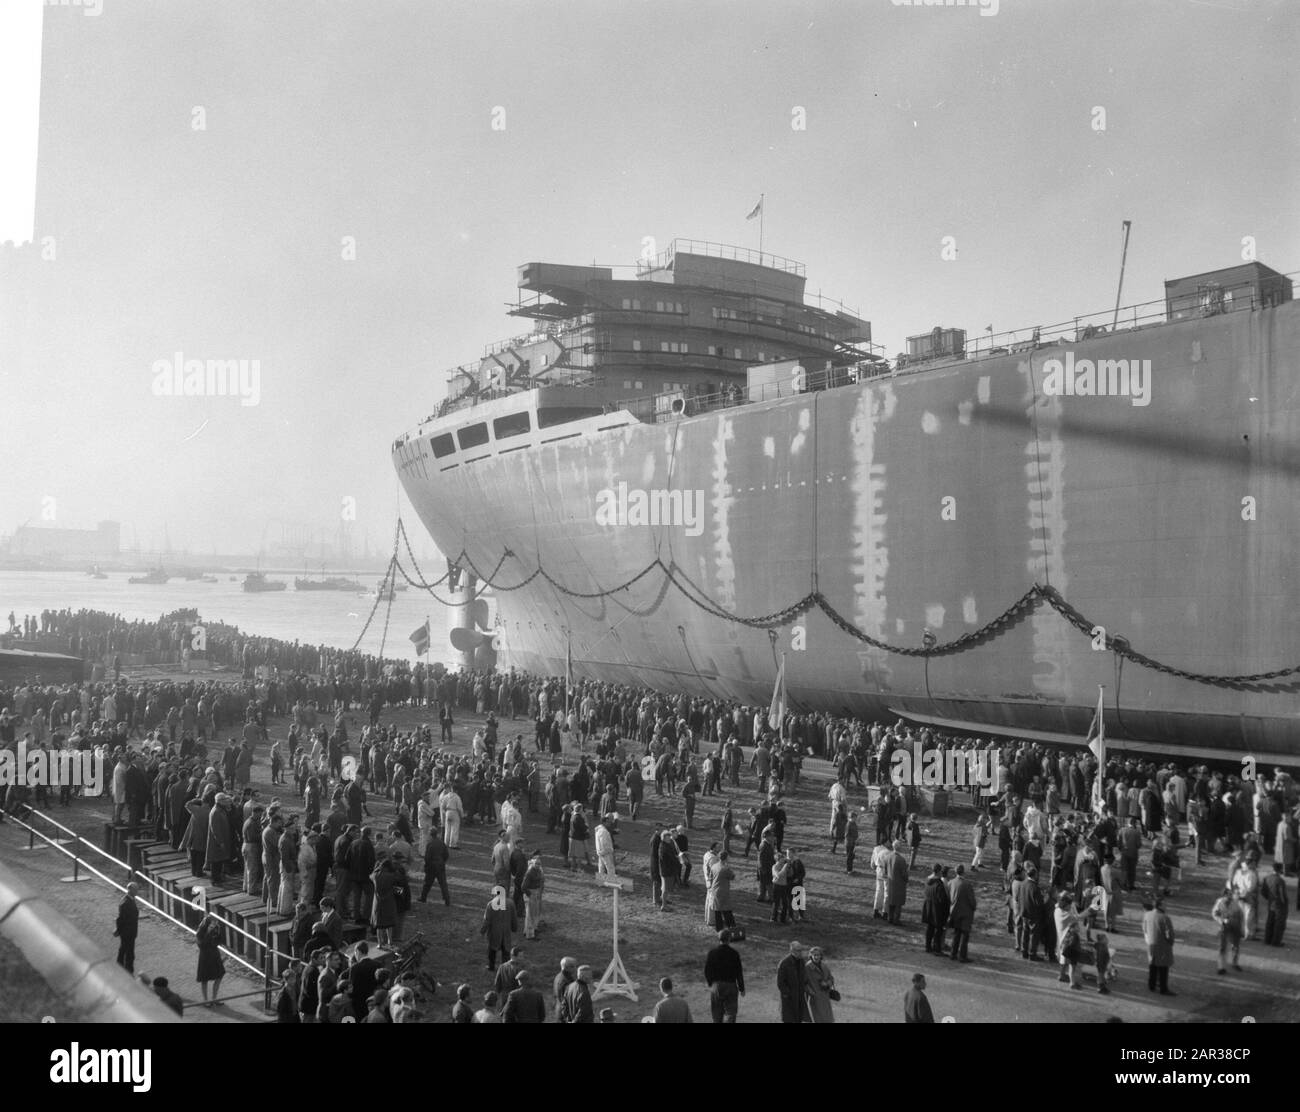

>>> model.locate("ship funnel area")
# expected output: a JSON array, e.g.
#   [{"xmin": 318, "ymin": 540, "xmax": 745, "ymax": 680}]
[{"xmin": 446, "ymin": 566, "xmax": 496, "ymax": 670}]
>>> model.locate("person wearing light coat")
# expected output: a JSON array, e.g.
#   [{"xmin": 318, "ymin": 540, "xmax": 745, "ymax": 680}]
[
  {"xmin": 594, "ymin": 821, "xmax": 616, "ymax": 879},
  {"xmin": 440, "ymin": 785, "xmax": 464, "ymax": 848}
]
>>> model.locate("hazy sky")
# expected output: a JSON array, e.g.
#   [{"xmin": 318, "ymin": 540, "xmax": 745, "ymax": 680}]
[{"xmin": 1, "ymin": 0, "xmax": 1296, "ymax": 556}]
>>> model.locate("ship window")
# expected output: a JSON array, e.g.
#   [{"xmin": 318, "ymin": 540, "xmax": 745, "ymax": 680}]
[
  {"xmin": 621, "ymin": 298, "xmax": 631, "ymax": 310},
  {"xmin": 492, "ymin": 411, "xmax": 532, "ymax": 440},
  {"xmin": 537, "ymin": 405, "xmax": 602, "ymax": 428},
  {"xmin": 635, "ymin": 380, "xmax": 643, "ymax": 390},
  {"xmin": 623, "ymin": 380, "xmax": 632, "ymax": 389},
  {"xmin": 734, "ymin": 348, "xmax": 742, "ymax": 359},
  {"xmin": 656, "ymin": 301, "xmax": 665, "ymax": 312},
  {"xmin": 456, "ymin": 422, "xmax": 489, "ymax": 450},
  {"xmin": 431, "ymin": 433, "xmax": 455, "ymax": 459},
  {"xmin": 632, "ymin": 339, "xmax": 642, "ymax": 351},
  {"xmin": 660, "ymin": 341, "xmax": 669, "ymax": 352},
  {"xmin": 632, "ymin": 299, "xmax": 640, "ymax": 310}
]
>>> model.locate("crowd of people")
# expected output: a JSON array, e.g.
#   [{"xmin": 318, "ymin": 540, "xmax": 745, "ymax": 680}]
[{"xmin": 2, "ymin": 605, "xmax": 1298, "ymax": 1021}]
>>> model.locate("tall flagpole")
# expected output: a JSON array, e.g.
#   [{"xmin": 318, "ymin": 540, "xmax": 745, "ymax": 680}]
[{"xmin": 759, "ymin": 193, "xmax": 765, "ymax": 263}]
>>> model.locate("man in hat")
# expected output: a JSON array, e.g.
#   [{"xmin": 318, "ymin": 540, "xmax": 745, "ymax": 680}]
[
  {"xmin": 112, "ymin": 883, "xmax": 139, "ymax": 973},
  {"xmin": 776, "ymin": 941, "xmax": 808, "ymax": 1023},
  {"xmin": 502, "ymin": 968, "xmax": 547, "ymax": 1023},
  {"xmin": 703, "ymin": 929, "xmax": 745, "ymax": 1023}
]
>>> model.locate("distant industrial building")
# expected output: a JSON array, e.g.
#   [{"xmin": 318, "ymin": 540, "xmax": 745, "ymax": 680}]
[{"xmin": 6, "ymin": 521, "xmax": 121, "ymax": 561}]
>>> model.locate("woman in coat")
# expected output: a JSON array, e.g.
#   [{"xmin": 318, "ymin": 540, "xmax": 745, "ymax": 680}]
[
  {"xmin": 195, "ymin": 912, "xmax": 225, "ymax": 1004},
  {"xmin": 370, "ymin": 859, "xmax": 398, "ymax": 946},
  {"xmin": 804, "ymin": 947, "xmax": 836, "ymax": 1023}
]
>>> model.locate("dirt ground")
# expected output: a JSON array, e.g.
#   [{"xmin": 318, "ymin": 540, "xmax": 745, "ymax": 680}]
[{"xmin": 6, "ymin": 678, "xmax": 1298, "ymax": 1024}]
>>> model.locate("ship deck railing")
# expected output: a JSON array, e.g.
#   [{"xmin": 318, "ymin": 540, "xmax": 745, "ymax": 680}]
[
  {"xmin": 956, "ymin": 269, "xmax": 1296, "ymax": 364},
  {"xmin": 636, "ymin": 238, "xmax": 807, "ymax": 278}
]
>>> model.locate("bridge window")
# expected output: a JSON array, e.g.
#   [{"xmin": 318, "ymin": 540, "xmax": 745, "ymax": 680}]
[
  {"xmin": 431, "ymin": 432, "xmax": 455, "ymax": 459},
  {"xmin": 456, "ymin": 422, "xmax": 489, "ymax": 450},
  {"xmin": 492, "ymin": 412, "xmax": 532, "ymax": 440},
  {"xmin": 537, "ymin": 405, "xmax": 603, "ymax": 429}
]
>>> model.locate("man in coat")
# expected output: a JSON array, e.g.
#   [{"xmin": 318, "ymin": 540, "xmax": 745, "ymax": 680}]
[
  {"xmin": 1017, "ymin": 866, "xmax": 1046, "ymax": 959},
  {"xmin": 419, "ymin": 826, "xmax": 451, "ymax": 906},
  {"xmin": 481, "ymin": 891, "xmax": 518, "ymax": 971},
  {"xmin": 1142, "ymin": 897, "xmax": 1176, "ymax": 995},
  {"xmin": 205, "ymin": 793, "xmax": 235, "ymax": 885},
  {"xmin": 921, "ymin": 864, "xmax": 951, "ymax": 954},
  {"xmin": 947, "ymin": 865, "xmax": 977, "ymax": 963},
  {"xmin": 776, "ymin": 940, "xmax": 809, "ymax": 1023},
  {"xmin": 1261, "ymin": 861, "xmax": 1289, "ymax": 946},
  {"xmin": 904, "ymin": 972, "xmax": 935, "ymax": 1023},
  {"xmin": 113, "ymin": 883, "xmax": 140, "ymax": 973},
  {"xmin": 886, "ymin": 839, "xmax": 910, "ymax": 924},
  {"xmin": 502, "ymin": 968, "xmax": 548, "ymax": 1023},
  {"xmin": 560, "ymin": 964, "xmax": 595, "ymax": 1023}
]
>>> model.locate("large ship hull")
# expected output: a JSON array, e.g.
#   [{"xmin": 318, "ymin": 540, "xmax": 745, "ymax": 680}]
[{"xmin": 396, "ymin": 301, "xmax": 1300, "ymax": 758}]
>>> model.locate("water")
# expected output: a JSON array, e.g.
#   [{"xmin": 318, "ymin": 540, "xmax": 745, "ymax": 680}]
[{"xmin": 0, "ymin": 570, "xmax": 454, "ymax": 665}]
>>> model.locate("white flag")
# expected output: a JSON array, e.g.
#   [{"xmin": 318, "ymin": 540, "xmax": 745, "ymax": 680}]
[
  {"xmin": 745, "ymin": 197, "xmax": 763, "ymax": 220},
  {"xmin": 1086, "ymin": 687, "xmax": 1105, "ymax": 814},
  {"xmin": 767, "ymin": 655, "xmax": 786, "ymax": 733}
]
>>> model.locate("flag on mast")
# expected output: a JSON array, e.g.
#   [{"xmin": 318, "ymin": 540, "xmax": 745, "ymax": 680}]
[
  {"xmin": 1086, "ymin": 686, "xmax": 1105, "ymax": 814},
  {"xmin": 767, "ymin": 654, "xmax": 786, "ymax": 735},
  {"xmin": 564, "ymin": 634, "xmax": 573, "ymax": 718},
  {"xmin": 745, "ymin": 197, "xmax": 763, "ymax": 220},
  {"xmin": 409, "ymin": 621, "xmax": 430, "ymax": 656}
]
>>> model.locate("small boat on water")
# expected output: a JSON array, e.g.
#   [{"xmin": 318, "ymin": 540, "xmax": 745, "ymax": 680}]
[
  {"xmin": 200, "ymin": 574, "xmax": 218, "ymax": 583},
  {"xmin": 242, "ymin": 572, "xmax": 286, "ymax": 592},
  {"xmin": 295, "ymin": 575, "xmax": 364, "ymax": 592},
  {"xmin": 87, "ymin": 565, "xmax": 108, "ymax": 579},
  {"xmin": 128, "ymin": 567, "xmax": 169, "ymax": 585},
  {"xmin": 373, "ymin": 581, "xmax": 409, "ymax": 601}
]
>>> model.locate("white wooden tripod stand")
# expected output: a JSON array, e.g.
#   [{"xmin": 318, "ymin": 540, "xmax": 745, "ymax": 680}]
[{"xmin": 593, "ymin": 877, "xmax": 639, "ymax": 1002}]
